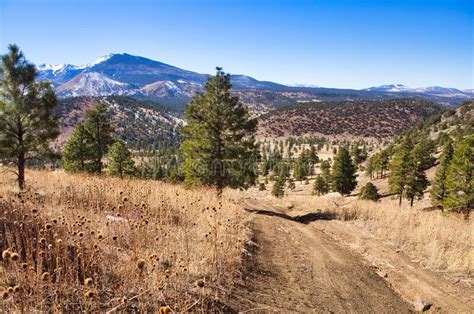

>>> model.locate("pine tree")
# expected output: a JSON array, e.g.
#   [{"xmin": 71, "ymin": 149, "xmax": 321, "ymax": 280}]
[
  {"xmin": 152, "ymin": 159, "xmax": 165, "ymax": 180},
  {"xmin": 430, "ymin": 139, "xmax": 453, "ymax": 207},
  {"xmin": 62, "ymin": 123, "xmax": 92, "ymax": 172},
  {"xmin": 293, "ymin": 158, "xmax": 307, "ymax": 181},
  {"xmin": 351, "ymin": 145, "xmax": 367, "ymax": 164},
  {"xmin": 320, "ymin": 159, "xmax": 331, "ymax": 181},
  {"xmin": 443, "ymin": 136, "xmax": 473, "ymax": 210},
  {"xmin": 180, "ymin": 68, "xmax": 258, "ymax": 193},
  {"xmin": 271, "ymin": 177, "xmax": 285, "ymax": 198},
  {"xmin": 365, "ymin": 154, "xmax": 376, "ymax": 180},
  {"xmin": 106, "ymin": 140, "xmax": 135, "ymax": 179},
  {"xmin": 404, "ymin": 140, "xmax": 432, "ymax": 207},
  {"xmin": 83, "ymin": 104, "xmax": 113, "ymax": 173},
  {"xmin": 0, "ymin": 44, "xmax": 59, "ymax": 190},
  {"xmin": 389, "ymin": 137, "xmax": 413, "ymax": 206},
  {"xmin": 312, "ymin": 174, "xmax": 329, "ymax": 196},
  {"xmin": 331, "ymin": 147, "xmax": 358, "ymax": 195},
  {"xmin": 308, "ymin": 145, "xmax": 319, "ymax": 164},
  {"xmin": 359, "ymin": 182, "xmax": 380, "ymax": 201}
]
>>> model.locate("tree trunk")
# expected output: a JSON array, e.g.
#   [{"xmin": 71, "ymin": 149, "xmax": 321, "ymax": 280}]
[
  {"xmin": 410, "ymin": 197, "xmax": 414, "ymax": 207},
  {"xmin": 399, "ymin": 194, "xmax": 402, "ymax": 207},
  {"xmin": 18, "ymin": 153, "xmax": 25, "ymax": 190}
]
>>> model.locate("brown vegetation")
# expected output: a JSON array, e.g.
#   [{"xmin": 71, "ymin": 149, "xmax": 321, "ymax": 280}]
[
  {"xmin": 258, "ymin": 99, "xmax": 445, "ymax": 138},
  {"xmin": 0, "ymin": 169, "xmax": 248, "ymax": 312}
]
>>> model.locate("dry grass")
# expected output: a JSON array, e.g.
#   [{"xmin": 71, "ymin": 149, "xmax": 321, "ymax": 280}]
[
  {"xmin": 245, "ymin": 190, "xmax": 473, "ymax": 275},
  {"xmin": 0, "ymin": 168, "xmax": 249, "ymax": 312}
]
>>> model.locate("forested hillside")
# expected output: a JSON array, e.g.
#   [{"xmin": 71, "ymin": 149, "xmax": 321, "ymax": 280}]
[
  {"xmin": 258, "ymin": 99, "xmax": 446, "ymax": 138},
  {"xmin": 55, "ymin": 96, "xmax": 182, "ymax": 150}
]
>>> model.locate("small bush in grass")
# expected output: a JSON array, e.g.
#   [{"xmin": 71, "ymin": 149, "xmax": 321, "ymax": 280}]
[{"xmin": 359, "ymin": 182, "xmax": 380, "ymax": 201}]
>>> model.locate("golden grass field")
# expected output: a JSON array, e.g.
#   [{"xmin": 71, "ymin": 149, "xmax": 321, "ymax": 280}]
[
  {"xmin": 0, "ymin": 168, "xmax": 249, "ymax": 312},
  {"xmin": 1, "ymin": 165, "xmax": 472, "ymax": 312}
]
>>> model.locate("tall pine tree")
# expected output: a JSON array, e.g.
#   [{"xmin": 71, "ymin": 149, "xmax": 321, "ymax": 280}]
[
  {"xmin": 106, "ymin": 140, "xmax": 135, "ymax": 179},
  {"xmin": 389, "ymin": 137, "xmax": 413, "ymax": 206},
  {"xmin": 430, "ymin": 138, "xmax": 454, "ymax": 207},
  {"xmin": 0, "ymin": 44, "xmax": 59, "ymax": 189},
  {"xmin": 404, "ymin": 141, "xmax": 432, "ymax": 207},
  {"xmin": 312, "ymin": 174, "xmax": 329, "ymax": 196},
  {"xmin": 181, "ymin": 68, "xmax": 258, "ymax": 193},
  {"xmin": 443, "ymin": 136, "xmax": 473, "ymax": 210},
  {"xmin": 83, "ymin": 104, "xmax": 113, "ymax": 173},
  {"xmin": 331, "ymin": 147, "xmax": 358, "ymax": 195},
  {"xmin": 62, "ymin": 123, "xmax": 92, "ymax": 172}
]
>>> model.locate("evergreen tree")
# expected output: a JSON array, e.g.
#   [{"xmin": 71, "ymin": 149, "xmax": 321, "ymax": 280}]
[
  {"xmin": 0, "ymin": 44, "xmax": 59, "ymax": 190},
  {"xmin": 106, "ymin": 140, "xmax": 135, "ymax": 179},
  {"xmin": 293, "ymin": 158, "xmax": 307, "ymax": 181},
  {"xmin": 331, "ymin": 147, "xmax": 358, "ymax": 195},
  {"xmin": 180, "ymin": 68, "xmax": 258, "ymax": 193},
  {"xmin": 404, "ymin": 140, "xmax": 432, "ymax": 207},
  {"xmin": 359, "ymin": 182, "xmax": 380, "ymax": 201},
  {"xmin": 430, "ymin": 139, "xmax": 454, "ymax": 207},
  {"xmin": 312, "ymin": 174, "xmax": 329, "ymax": 196},
  {"xmin": 320, "ymin": 159, "xmax": 331, "ymax": 181},
  {"xmin": 378, "ymin": 149, "xmax": 390, "ymax": 178},
  {"xmin": 271, "ymin": 177, "xmax": 285, "ymax": 198},
  {"xmin": 389, "ymin": 137, "xmax": 413, "ymax": 206},
  {"xmin": 351, "ymin": 145, "xmax": 367, "ymax": 164},
  {"xmin": 83, "ymin": 104, "xmax": 113, "ymax": 173},
  {"xmin": 62, "ymin": 123, "xmax": 92, "ymax": 172},
  {"xmin": 152, "ymin": 159, "xmax": 165, "ymax": 180},
  {"xmin": 443, "ymin": 136, "xmax": 473, "ymax": 210},
  {"xmin": 308, "ymin": 145, "xmax": 319, "ymax": 164},
  {"xmin": 365, "ymin": 154, "xmax": 376, "ymax": 180}
]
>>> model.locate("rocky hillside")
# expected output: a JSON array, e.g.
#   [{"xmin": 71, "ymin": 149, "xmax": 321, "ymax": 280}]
[
  {"xmin": 54, "ymin": 96, "xmax": 182, "ymax": 149},
  {"xmin": 257, "ymin": 99, "xmax": 446, "ymax": 138}
]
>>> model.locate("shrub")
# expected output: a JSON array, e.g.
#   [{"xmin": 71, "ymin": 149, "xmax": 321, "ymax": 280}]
[{"xmin": 359, "ymin": 182, "xmax": 381, "ymax": 201}]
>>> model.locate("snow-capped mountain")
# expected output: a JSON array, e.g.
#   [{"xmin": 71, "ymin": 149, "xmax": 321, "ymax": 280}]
[
  {"xmin": 364, "ymin": 84, "xmax": 414, "ymax": 92},
  {"xmin": 36, "ymin": 53, "xmax": 288, "ymax": 99},
  {"xmin": 37, "ymin": 64, "xmax": 84, "ymax": 86},
  {"xmin": 364, "ymin": 84, "xmax": 472, "ymax": 99},
  {"xmin": 36, "ymin": 53, "xmax": 472, "ymax": 110}
]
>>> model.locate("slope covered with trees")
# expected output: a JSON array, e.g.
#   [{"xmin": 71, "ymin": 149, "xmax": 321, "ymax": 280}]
[
  {"xmin": 365, "ymin": 100, "xmax": 473, "ymax": 210},
  {"xmin": 258, "ymin": 99, "xmax": 446, "ymax": 138},
  {"xmin": 54, "ymin": 95, "xmax": 182, "ymax": 150}
]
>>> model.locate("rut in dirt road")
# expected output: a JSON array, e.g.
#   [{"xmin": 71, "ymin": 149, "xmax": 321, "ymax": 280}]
[{"xmin": 229, "ymin": 200, "xmax": 412, "ymax": 313}]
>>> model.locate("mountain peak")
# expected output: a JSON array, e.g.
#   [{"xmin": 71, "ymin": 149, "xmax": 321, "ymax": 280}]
[
  {"xmin": 364, "ymin": 84, "xmax": 412, "ymax": 92},
  {"xmin": 86, "ymin": 53, "xmax": 116, "ymax": 67}
]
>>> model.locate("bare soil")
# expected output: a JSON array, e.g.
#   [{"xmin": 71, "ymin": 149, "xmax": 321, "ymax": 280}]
[{"xmin": 228, "ymin": 198, "xmax": 473, "ymax": 313}]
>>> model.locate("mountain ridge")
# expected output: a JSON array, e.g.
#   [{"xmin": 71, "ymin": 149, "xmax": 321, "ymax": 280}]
[{"xmin": 36, "ymin": 53, "xmax": 473, "ymax": 110}]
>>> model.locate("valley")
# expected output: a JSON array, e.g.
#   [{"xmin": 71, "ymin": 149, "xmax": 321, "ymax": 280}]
[{"xmin": 0, "ymin": 28, "xmax": 472, "ymax": 313}]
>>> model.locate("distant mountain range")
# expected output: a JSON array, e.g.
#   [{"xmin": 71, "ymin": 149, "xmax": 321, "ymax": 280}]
[{"xmin": 37, "ymin": 53, "xmax": 473, "ymax": 111}]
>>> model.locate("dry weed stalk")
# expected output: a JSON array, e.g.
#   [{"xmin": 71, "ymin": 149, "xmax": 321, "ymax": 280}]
[{"xmin": 0, "ymin": 168, "xmax": 249, "ymax": 312}]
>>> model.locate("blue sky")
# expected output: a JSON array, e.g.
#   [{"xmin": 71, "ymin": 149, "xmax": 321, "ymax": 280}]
[{"xmin": 0, "ymin": 0, "xmax": 472, "ymax": 89}]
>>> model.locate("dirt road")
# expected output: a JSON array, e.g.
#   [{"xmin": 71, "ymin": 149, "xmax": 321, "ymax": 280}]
[{"xmin": 229, "ymin": 198, "xmax": 473, "ymax": 313}]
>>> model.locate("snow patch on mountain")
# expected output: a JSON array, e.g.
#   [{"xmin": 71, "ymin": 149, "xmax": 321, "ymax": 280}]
[
  {"xmin": 84, "ymin": 53, "xmax": 115, "ymax": 68},
  {"xmin": 364, "ymin": 84, "xmax": 413, "ymax": 92},
  {"xmin": 56, "ymin": 72, "xmax": 130, "ymax": 97}
]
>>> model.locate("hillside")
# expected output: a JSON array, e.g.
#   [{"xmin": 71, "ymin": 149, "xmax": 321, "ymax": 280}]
[
  {"xmin": 54, "ymin": 96, "xmax": 182, "ymax": 149},
  {"xmin": 257, "ymin": 99, "xmax": 446, "ymax": 138}
]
